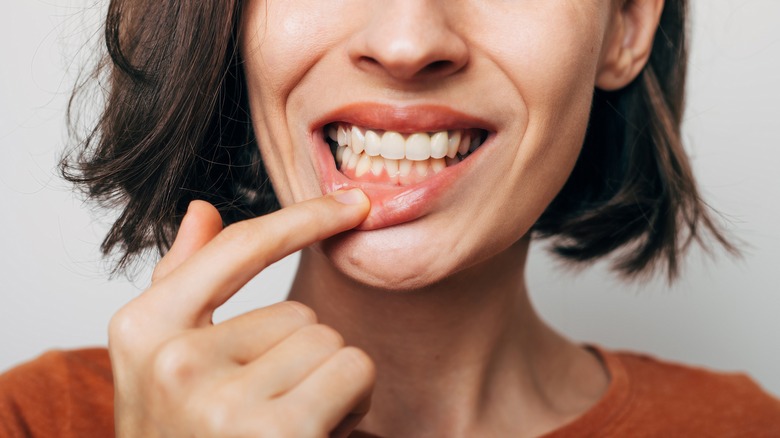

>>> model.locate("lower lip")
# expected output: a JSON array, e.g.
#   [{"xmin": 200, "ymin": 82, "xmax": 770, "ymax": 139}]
[{"xmin": 311, "ymin": 133, "xmax": 489, "ymax": 230}]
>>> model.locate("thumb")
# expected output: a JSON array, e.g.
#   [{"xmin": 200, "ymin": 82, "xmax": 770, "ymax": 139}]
[{"xmin": 151, "ymin": 200, "xmax": 223, "ymax": 283}]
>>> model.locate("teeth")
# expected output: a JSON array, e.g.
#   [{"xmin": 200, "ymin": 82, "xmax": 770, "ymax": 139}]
[
  {"xmin": 355, "ymin": 154, "xmax": 371, "ymax": 177},
  {"xmin": 458, "ymin": 133, "xmax": 470, "ymax": 156},
  {"xmin": 351, "ymin": 126, "xmax": 365, "ymax": 155},
  {"xmin": 338, "ymin": 125, "xmax": 349, "ymax": 147},
  {"xmin": 384, "ymin": 158, "xmax": 399, "ymax": 177},
  {"xmin": 330, "ymin": 125, "xmax": 485, "ymax": 161},
  {"xmin": 328, "ymin": 126, "xmax": 339, "ymax": 142},
  {"xmin": 447, "ymin": 131, "xmax": 460, "ymax": 158},
  {"xmin": 399, "ymin": 159, "xmax": 412, "ymax": 177},
  {"xmin": 414, "ymin": 160, "xmax": 429, "ymax": 176},
  {"xmin": 470, "ymin": 134, "xmax": 481, "ymax": 152},
  {"xmin": 340, "ymin": 146, "xmax": 353, "ymax": 167},
  {"xmin": 405, "ymin": 133, "xmax": 431, "ymax": 161},
  {"xmin": 431, "ymin": 158, "xmax": 446, "ymax": 174},
  {"xmin": 430, "ymin": 131, "xmax": 448, "ymax": 159},
  {"xmin": 346, "ymin": 148, "xmax": 360, "ymax": 170},
  {"xmin": 364, "ymin": 130, "xmax": 381, "ymax": 156},
  {"xmin": 381, "ymin": 131, "xmax": 405, "ymax": 160},
  {"xmin": 328, "ymin": 124, "xmax": 488, "ymax": 183},
  {"xmin": 371, "ymin": 156, "xmax": 384, "ymax": 175}
]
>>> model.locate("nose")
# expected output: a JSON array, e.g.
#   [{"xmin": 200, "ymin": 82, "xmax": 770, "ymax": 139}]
[{"xmin": 348, "ymin": 0, "xmax": 470, "ymax": 82}]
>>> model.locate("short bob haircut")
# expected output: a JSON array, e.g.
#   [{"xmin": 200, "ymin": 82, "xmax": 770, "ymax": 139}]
[{"xmin": 62, "ymin": 0, "xmax": 733, "ymax": 280}]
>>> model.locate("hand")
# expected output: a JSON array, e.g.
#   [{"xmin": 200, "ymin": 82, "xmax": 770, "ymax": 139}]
[{"xmin": 108, "ymin": 189, "xmax": 375, "ymax": 438}]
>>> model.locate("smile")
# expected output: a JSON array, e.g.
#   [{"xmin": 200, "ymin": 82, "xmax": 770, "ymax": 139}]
[
  {"xmin": 325, "ymin": 124, "xmax": 488, "ymax": 186},
  {"xmin": 310, "ymin": 103, "xmax": 497, "ymax": 230}
]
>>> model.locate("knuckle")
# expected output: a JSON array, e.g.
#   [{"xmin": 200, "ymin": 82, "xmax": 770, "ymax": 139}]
[
  {"xmin": 304, "ymin": 324, "xmax": 344, "ymax": 348},
  {"xmin": 151, "ymin": 337, "xmax": 200, "ymax": 389},
  {"xmin": 278, "ymin": 301, "xmax": 318, "ymax": 324},
  {"xmin": 190, "ymin": 378, "xmax": 253, "ymax": 437},
  {"xmin": 199, "ymin": 398, "xmax": 237, "ymax": 436},
  {"xmin": 108, "ymin": 304, "xmax": 143, "ymax": 352},
  {"xmin": 108, "ymin": 308, "xmax": 133, "ymax": 344},
  {"xmin": 338, "ymin": 347, "xmax": 376, "ymax": 382}
]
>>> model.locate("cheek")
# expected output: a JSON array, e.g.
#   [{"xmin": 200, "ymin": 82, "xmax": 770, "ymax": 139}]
[
  {"xmin": 460, "ymin": 5, "xmax": 609, "ymax": 247},
  {"xmin": 479, "ymin": 4, "xmax": 608, "ymax": 178},
  {"xmin": 480, "ymin": 6, "xmax": 606, "ymax": 110},
  {"xmin": 240, "ymin": 1, "xmax": 343, "ymax": 203},
  {"xmin": 240, "ymin": 1, "xmax": 337, "ymax": 105}
]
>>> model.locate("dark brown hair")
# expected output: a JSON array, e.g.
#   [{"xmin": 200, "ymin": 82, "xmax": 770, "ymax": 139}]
[
  {"xmin": 534, "ymin": 0, "xmax": 735, "ymax": 280},
  {"xmin": 62, "ymin": 0, "xmax": 734, "ymax": 279}
]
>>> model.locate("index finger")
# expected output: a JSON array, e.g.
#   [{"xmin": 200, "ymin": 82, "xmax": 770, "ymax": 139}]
[{"xmin": 151, "ymin": 189, "xmax": 369, "ymax": 326}]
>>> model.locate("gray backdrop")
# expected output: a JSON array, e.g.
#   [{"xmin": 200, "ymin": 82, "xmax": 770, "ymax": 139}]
[{"xmin": 2, "ymin": 0, "xmax": 779, "ymax": 396}]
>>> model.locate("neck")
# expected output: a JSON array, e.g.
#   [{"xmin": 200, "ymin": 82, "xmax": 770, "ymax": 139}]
[{"xmin": 288, "ymin": 238, "xmax": 608, "ymax": 437}]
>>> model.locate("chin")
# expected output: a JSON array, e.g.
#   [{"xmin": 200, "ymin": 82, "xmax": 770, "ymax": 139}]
[{"xmin": 318, "ymin": 223, "xmax": 469, "ymax": 292}]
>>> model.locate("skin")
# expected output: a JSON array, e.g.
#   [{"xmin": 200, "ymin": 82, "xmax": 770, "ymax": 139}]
[{"xmin": 110, "ymin": 0, "xmax": 665, "ymax": 437}]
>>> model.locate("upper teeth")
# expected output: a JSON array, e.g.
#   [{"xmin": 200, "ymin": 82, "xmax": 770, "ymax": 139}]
[{"xmin": 328, "ymin": 124, "xmax": 481, "ymax": 162}]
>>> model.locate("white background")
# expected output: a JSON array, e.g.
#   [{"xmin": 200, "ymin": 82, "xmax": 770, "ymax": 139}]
[{"xmin": 1, "ymin": 1, "xmax": 779, "ymax": 397}]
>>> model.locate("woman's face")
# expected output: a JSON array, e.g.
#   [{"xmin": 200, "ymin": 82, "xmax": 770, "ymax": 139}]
[{"xmin": 240, "ymin": 1, "xmax": 616, "ymax": 289}]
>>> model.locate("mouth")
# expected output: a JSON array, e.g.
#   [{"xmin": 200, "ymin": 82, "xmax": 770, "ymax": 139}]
[
  {"xmin": 310, "ymin": 103, "xmax": 497, "ymax": 230},
  {"xmin": 324, "ymin": 124, "xmax": 489, "ymax": 186}
]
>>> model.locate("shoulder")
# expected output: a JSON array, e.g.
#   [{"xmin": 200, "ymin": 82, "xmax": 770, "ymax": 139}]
[
  {"xmin": 608, "ymin": 348, "xmax": 780, "ymax": 436},
  {"xmin": 0, "ymin": 348, "xmax": 114, "ymax": 438}
]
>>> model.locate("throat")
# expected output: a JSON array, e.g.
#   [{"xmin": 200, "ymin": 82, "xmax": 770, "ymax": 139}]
[{"xmin": 287, "ymin": 240, "xmax": 608, "ymax": 437}]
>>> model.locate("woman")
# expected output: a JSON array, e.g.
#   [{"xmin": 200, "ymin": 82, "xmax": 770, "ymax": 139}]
[{"xmin": 2, "ymin": 0, "xmax": 779, "ymax": 436}]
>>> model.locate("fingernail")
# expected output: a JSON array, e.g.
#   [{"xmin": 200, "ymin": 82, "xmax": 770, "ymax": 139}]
[{"xmin": 332, "ymin": 188, "xmax": 367, "ymax": 205}]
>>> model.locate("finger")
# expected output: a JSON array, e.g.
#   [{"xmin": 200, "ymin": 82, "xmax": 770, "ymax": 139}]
[
  {"xmin": 152, "ymin": 200, "xmax": 223, "ymax": 283},
  {"xmin": 153, "ymin": 189, "xmax": 369, "ymax": 325},
  {"xmin": 109, "ymin": 201, "xmax": 224, "ymax": 345},
  {"xmin": 204, "ymin": 301, "xmax": 319, "ymax": 364},
  {"xmin": 281, "ymin": 346, "xmax": 375, "ymax": 434},
  {"xmin": 239, "ymin": 323, "xmax": 344, "ymax": 397}
]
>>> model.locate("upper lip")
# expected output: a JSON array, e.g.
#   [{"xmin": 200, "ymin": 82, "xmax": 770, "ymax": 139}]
[{"xmin": 310, "ymin": 102, "xmax": 497, "ymax": 134}]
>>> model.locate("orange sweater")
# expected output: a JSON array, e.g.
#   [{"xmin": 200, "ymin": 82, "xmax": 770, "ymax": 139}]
[{"xmin": 1, "ymin": 346, "xmax": 778, "ymax": 437}]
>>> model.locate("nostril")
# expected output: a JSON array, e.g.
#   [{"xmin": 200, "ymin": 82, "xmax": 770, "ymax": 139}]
[
  {"xmin": 422, "ymin": 60, "xmax": 453, "ymax": 75},
  {"xmin": 357, "ymin": 56, "xmax": 459, "ymax": 81},
  {"xmin": 358, "ymin": 56, "xmax": 381, "ymax": 68}
]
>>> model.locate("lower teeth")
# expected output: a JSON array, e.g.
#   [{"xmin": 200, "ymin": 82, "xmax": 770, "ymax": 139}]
[{"xmin": 334, "ymin": 146, "xmax": 459, "ymax": 183}]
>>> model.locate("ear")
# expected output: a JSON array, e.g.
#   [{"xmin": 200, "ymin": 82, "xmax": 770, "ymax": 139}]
[{"xmin": 596, "ymin": 0, "xmax": 665, "ymax": 91}]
